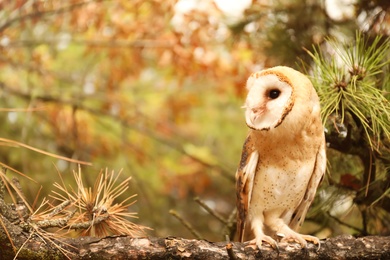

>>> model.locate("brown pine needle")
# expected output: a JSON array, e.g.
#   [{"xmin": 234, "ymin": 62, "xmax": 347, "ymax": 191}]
[
  {"xmin": 13, "ymin": 231, "xmax": 34, "ymax": 260},
  {"xmin": 0, "ymin": 162, "xmax": 36, "ymax": 183},
  {"xmin": 0, "ymin": 216, "xmax": 16, "ymax": 254},
  {"xmin": 29, "ymin": 225, "xmax": 75, "ymax": 260},
  {"xmin": 0, "ymin": 137, "xmax": 92, "ymax": 166},
  {"xmin": 31, "ymin": 185, "xmax": 43, "ymax": 210}
]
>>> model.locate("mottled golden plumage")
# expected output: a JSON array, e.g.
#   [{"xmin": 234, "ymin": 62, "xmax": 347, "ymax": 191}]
[{"xmin": 236, "ymin": 66, "xmax": 326, "ymax": 248}]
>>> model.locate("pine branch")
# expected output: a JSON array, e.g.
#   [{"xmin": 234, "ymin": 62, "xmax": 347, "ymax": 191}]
[{"xmin": 307, "ymin": 31, "xmax": 390, "ymax": 152}]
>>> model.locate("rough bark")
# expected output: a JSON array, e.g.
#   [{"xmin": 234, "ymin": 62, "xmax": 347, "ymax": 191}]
[
  {"xmin": 1, "ymin": 217, "xmax": 390, "ymax": 260},
  {"xmin": 0, "ymin": 195, "xmax": 389, "ymax": 259}
]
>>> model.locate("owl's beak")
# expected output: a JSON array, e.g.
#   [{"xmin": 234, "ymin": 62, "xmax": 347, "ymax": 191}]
[
  {"xmin": 248, "ymin": 106, "xmax": 265, "ymax": 125},
  {"xmin": 251, "ymin": 107, "xmax": 263, "ymax": 115}
]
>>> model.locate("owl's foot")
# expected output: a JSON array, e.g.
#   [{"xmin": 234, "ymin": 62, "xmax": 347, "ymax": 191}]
[
  {"xmin": 277, "ymin": 226, "xmax": 319, "ymax": 248},
  {"xmin": 247, "ymin": 234, "xmax": 278, "ymax": 250}
]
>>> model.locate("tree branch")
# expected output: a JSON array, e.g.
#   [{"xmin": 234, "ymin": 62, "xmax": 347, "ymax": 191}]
[
  {"xmin": 0, "ymin": 0, "xmax": 103, "ymax": 33},
  {"xmin": 5, "ymin": 39, "xmax": 175, "ymax": 49},
  {"xmin": 1, "ymin": 226, "xmax": 390, "ymax": 260}
]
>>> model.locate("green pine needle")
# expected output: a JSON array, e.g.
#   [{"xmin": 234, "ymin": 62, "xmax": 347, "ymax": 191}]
[{"xmin": 307, "ymin": 32, "xmax": 390, "ymax": 151}]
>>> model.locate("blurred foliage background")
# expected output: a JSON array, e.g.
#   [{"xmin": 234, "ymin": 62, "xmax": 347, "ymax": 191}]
[{"xmin": 0, "ymin": 0, "xmax": 389, "ymax": 242}]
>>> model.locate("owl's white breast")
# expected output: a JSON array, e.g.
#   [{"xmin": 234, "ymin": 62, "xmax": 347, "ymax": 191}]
[
  {"xmin": 250, "ymin": 161, "xmax": 314, "ymax": 210},
  {"xmin": 248, "ymin": 127, "xmax": 319, "ymax": 219}
]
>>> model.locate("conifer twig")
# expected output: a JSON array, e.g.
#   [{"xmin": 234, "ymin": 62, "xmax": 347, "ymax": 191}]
[
  {"xmin": 327, "ymin": 212, "xmax": 365, "ymax": 234},
  {"xmin": 194, "ymin": 197, "xmax": 227, "ymax": 224},
  {"xmin": 225, "ymin": 235, "xmax": 237, "ymax": 260},
  {"xmin": 224, "ymin": 208, "xmax": 237, "ymax": 241},
  {"xmin": 11, "ymin": 178, "xmax": 25, "ymax": 205},
  {"xmin": 35, "ymin": 209, "xmax": 76, "ymax": 229},
  {"xmin": 169, "ymin": 209, "xmax": 203, "ymax": 240},
  {"xmin": 31, "ymin": 168, "xmax": 150, "ymax": 237}
]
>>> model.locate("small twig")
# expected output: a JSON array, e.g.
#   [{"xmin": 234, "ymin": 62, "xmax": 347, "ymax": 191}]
[
  {"xmin": 11, "ymin": 177, "xmax": 29, "ymax": 220},
  {"xmin": 223, "ymin": 208, "xmax": 237, "ymax": 241},
  {"xmin": 327, "ymin": 212, "xmax": 366, "ymax": 234},
  {"xmin": 12, "ymin": 178, "xmax": 25, "ymax": 205},
  {"xmin": 169, "ymin": 210, "xmax": 203, "ymax": 240},
  {"xmin": 68, "ymin": 214, "xmax": 110, "ymax": 230},
  {"xmin": 365, "ymin": 149, "xmax": 374, "ymax": 197},
  {"xmin": 0, "ymin": 0, "xmax": 101, "ymax": 33},
  {"xmin": 194, "ymin": 197, "xmax": 227, "ymax": 224},
  {"xmin": 35, "ymin": 210, "xmax": 76, "ymax": 229},
  {"xmin": 225, "ymin": 235, "xmax": 237, "ymax": 260},
  {"xmin": 48, "ymin": 200, "xmax": 71, "ymax": 218}
]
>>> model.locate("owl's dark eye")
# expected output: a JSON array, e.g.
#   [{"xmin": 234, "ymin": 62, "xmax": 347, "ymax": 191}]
[{"xmin": 268, "ymin": 89, "xmax": 281, "ymax": 99}]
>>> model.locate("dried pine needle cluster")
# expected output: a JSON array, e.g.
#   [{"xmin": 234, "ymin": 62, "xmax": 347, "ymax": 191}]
[{"xmin": 31, "ymin": 166, "xmax": 150, "ymax": 237}]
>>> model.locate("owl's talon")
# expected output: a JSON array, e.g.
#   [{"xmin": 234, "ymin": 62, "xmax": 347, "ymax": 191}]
[
  {"xmin": 245, "ymin": 235, "xmax": 278, "ymax": 251},
  {"xmin": 274, "ymin": 242, "xmax": 280, "ymax": 253},
  {"xmin": 278, "ymin": 226, "xmax": 319, "ymax": 248},
  {"xmin": 316, "ymin": 240, "xmax": 321, "ymax": 252}
]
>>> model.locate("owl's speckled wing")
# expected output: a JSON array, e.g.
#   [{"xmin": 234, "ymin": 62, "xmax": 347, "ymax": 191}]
[
  {"xmin": 235, "ymin": 135, "xmax": 259, "ymax": 242},
  {"xmin": 289, "ymin": 137, "xmax": 326, "ymax": 231}
]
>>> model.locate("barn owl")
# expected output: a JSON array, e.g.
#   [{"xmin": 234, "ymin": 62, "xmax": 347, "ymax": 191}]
[{"xmin": 236, "ymin": 66, "xmax": 326, "ymax": 249}]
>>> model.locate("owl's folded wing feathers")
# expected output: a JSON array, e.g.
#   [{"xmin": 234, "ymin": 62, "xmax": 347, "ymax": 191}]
[
  {"xmin": 236, "ymin": 135, "xmax": 259, "ymax": 242},
  {"xmin": 289, "ymin": 138, "xmax": 326, "ymax": 231}
]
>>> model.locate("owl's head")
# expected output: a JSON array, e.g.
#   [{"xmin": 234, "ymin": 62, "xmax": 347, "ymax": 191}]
[{"xmin": 244, "ymin": 66, "xmax": 312, "ymax": 131}]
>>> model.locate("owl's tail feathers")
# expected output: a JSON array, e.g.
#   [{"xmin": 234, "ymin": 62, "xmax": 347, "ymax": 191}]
[{"xmin": 237, "ymin": 218, "xmax": 246, "ymax": 242}]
